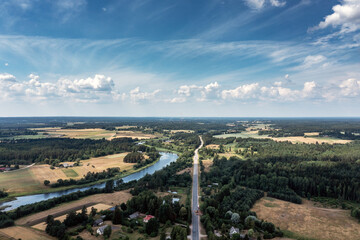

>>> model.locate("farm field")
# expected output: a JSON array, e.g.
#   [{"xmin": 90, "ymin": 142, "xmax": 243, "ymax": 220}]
[
  {"xmin": 0, "ymin": 168, "xmax": 45, "ymax": 195},
  {"xmin": 32, "ymin": 203, "xmax": 112, "ymax": 231},
  {"xmin": 32, "ymin": 127, "xmax": 158, "ymax": 140},
  {"xmin": 251, "ymin": 197, "xmax": 360, "ymax": 240},
  {"xmin": 0, "ymin": 153, "xmax": 136, "ymax": 195},
  {"xmin": 30, "ymin": 152, "xmax": 135, "ymax": 184},
  {"xmin": 0, "ymin": 226, "xmax": 55, "ymax": 240},
  {"xmin": 16, "ymin": 190, "xmax": 132, "ymax": 226},
  {"xmin": 214, "ymin": 131, "xmax": 351, "ymax": 144}
]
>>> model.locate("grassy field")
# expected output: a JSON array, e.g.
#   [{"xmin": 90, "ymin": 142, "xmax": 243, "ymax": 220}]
[
  {"xmin": 31, "ymin": 127, "xmax": 159, "ymax": 140},
  {"xmin": 0, "ymin": 226, "xmax": 55, "ymax": 240},
  {"xmin": 61, "ymin": 168, "xmax": 79, "ymax": 178},
  {"xmin": 0, "ymin": 168, "xmax": 46, "ymax": 196},
  {"xmin": 0, "ymin": 153, "xmax": 136, "ymax": 196},
  {"xmin": 30, "ymin": 152, "xmax": 134, "ymax": 184},
  {"xmin": 251, "ymin": 197, "xmax": 360, "ymax": 240}
]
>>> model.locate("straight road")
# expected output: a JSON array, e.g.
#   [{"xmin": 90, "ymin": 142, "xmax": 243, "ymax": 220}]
[{"xmin": 192, "ymin": 136, "xmax": 203, "ymax": 240}]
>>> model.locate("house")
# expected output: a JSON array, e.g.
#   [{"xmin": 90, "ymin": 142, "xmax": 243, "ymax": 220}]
[
  {"xmin": 143, "ymin": 215, "xmax": 155, "ymax": 223},
  {"xmin": 93, "ymin": 218, "xmax": 103, "ymax": 227},
  {"xmin": 60, "ymin": 163, "xmax": 73, "ymax": 168},
  {"xmin": 129, "ymin": 211, "xmax": 140, "ymax": 220},
  {"xmin": 172, "ymin": 198, "xmax": 180, "ymax": 204},
  {"xmin": 97, "ymin": 225, "xmax": 109, "ymax": 235},
  {"xmin": 229, "ymin": 226, "xmax": 240, "ymax": 237}
]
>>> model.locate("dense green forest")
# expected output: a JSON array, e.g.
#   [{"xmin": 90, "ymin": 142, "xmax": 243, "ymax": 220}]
[{"xmin": 0, "ymin": 138, "xmax": 135, "ymax": 165}]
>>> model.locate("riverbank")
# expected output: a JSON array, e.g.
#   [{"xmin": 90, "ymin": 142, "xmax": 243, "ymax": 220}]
[
  {"xmin": 0, "ymin": 153, "xmax": 164, "ymax": 201},
  {"xmin": 0, "ymin": 152, "xmax": 178, "ymax": 211}
]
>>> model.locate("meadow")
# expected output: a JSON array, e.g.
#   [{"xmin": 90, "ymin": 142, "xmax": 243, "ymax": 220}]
[
  {"xmin": 0, "ymin": 153, "xmax": 135, "ymax": 196},
  {"xmin": 251, "ymin": 197, "xmax": 360, "ymax": 240}
]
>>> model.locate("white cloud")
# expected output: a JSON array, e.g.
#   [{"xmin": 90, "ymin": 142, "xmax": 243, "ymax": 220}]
[
  {"xmin": 316, "ymin": 0, "xmax": 360, "ymax": 33},
  {"xmin": 129, "ymin": 87, "xmax": 161, "ymax": 103},
  {"xmin": 244, "ymin": 0, "xmax": 286, "ymax": 9},
  {"xmin": 339, "ymin": 78, "xmax": 360, "ymax": 96},
  {"xmin": 171, "ymin": 82, "xmax": 220, "ymax": 102},
  {"xmin": 0, "ymin": 73, "xmax": 118, "ymax": 103},
  {"xmin": 59, "ymin": 74, "xmax": 114, "ymax": 93},
  {"xmin": 221, "ymin": 83, "xmax": 259, "ymax": 99}
]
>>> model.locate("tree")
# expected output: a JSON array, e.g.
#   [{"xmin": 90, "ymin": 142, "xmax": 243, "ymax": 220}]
[
  {"xmin": 120, "ymin": 202, "xmax": 127, "ymax": 211},
  {"xmin": 44, "ymin": 180, "xmax": 50, "ymax": 186},
  {"xmin": 112, "ymin": 205, "xmax": 123, "ymax": 224},
  {"xmin": 105, "ymin": 180, "xmax": 114, "ymax": 193},
  {"xmin": 145, "ymin": 218, "xmax": 159, "ymax": 236},
  {"xmin": 171, "ymin": 225, "xmax": 187, "ymax": 240},
  {"xmin": 179, "ymin": 207, "xmax": 187, "ymax": 220},
  {"xmin": 103, "ymin": 225, "xmax": 112, "ymax": 239},
  {"xmin": 160, "ymin": 231, "xmax": 166, "ymax": 240},
  {"xmin": 231, "ymin": 213, "xmax": 240, "ymax": 224}
]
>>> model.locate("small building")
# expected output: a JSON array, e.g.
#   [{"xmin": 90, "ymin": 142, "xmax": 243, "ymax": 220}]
[
  {"xmin": 93, "ymin": 218, "xmax": 103, "ymax": 227},
  {"xmin": 229, "ymin": 226, "xmax": 240, "ymax": 237},
  {"xmin": 143, "ymin": 215, "xmax": 155, "ymax": 223},
  {"xmin": 172, "ymin": 198, "xmax": 180, "ymax": 204},
  {"xmin": 60, "ymin": 163, "xmax": 73, "ymax": 168},
  {"xmin": 97, "ymin": 225, "xmax": 109, "ymax": 235},
  {"xmin": 129, "ymin": 211, "xmax": 140, "ymax": 220}
]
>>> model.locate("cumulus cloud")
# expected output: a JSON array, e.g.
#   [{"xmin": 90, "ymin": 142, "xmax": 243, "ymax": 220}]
[
  {"xmin": 315, "ymin": 0, "xmax": 360, "ymax": 33},
  {"xmin": 221, "ymin": 81, "xmax": 317, "ymax": 101},
  {"xmin": 129, "ymin": 87, "xmax": 160, "ymax": 103},
  {"xmin": 244, "ymin": 0, "xmax": 286, "ymax": 9},
  {"xmin": 0, "ymin": 73, "xmax": 117, "ymax": 103},
  {"xmin": 221, "ymin": 83, "xmax": 259, "ymax": 99},
  {"xmin": 170, "ymin": 82, "xmax": 220, "ymax": 103},
  {"xmin": 339, "ymin": 78, "xmax": 360, "ymax": 96}
]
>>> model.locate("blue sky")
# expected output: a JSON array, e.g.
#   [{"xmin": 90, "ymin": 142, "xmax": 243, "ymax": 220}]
[{"xmin": 0, "ymin": 0, "xmax": 359, "ymax": 117}]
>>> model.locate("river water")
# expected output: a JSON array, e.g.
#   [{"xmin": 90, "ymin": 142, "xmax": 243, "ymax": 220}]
[{"xmin": 0, "ymin": 152, "xmax": 178, "ymax": 211}]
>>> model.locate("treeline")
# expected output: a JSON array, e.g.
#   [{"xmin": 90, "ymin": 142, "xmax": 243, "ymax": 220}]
[
  {"xmin": 267, "ymin": 119, "xmax": 360, "ymax": 139},
  {"xmin": 0, "ymin": 190, "xmax": 8, "ymax": 198},
  {"xmin": 0, "ymin": 129, "xmax": 38, "ymax": 138},
  {"xmin": 49, "ymin": 168, "xmax": 120, "ymax": 188},
  {"xmin": 0, "ymin": 137, "xmax": 135, "ymax": 165}
]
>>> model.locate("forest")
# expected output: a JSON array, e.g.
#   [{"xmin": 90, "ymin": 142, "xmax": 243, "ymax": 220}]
[{"xmin": 0, "ymin": 137, "xmax": 135, "ymax": 165}]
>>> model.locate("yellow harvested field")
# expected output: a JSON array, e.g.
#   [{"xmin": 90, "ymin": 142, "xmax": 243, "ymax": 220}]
[
  {"xmin": 30, "ymin": 153, "xmax": 134, "ymax": 184},
  {"xmin": 0, "ymin": 168, "xmax": 46, "ymax": 195},
  {"xmin": 32, "ymin": 127, "xmax": 158, "ymax": 140},
  {"xmin": 273, "ymin": 136, "xmax": 351, "ymax": 144},
  {"xmin": 251, "ymin": 197, "xmax": 360, "ymax": 240},
  {"xmin": 16, "ymin": 190, "xmax": 132, "ymax": 226},
  {"xmin": 169, "ymin": 130, "xmax": 195, "ymax": 133},
  {"xmin": 304, "ymin": 132, "xmax": 320, "ymax": 136},
  {"xmin": 202, "ymin": 159, "xmax": 213, "ymax": 173},
  {"xmin": 32, "ymin": 203, "xmax": 112, "ymax": 231},
  {"xmin": 205, "ymin": 144, "xmax": 219, "ymax": 149},
  {"xmin": 108, "ymin": 131, "xmax": 157, "ymax": 140},
  {"xmin": 0, "ymin": 226, "xmax": 55, "ymax": 240}
]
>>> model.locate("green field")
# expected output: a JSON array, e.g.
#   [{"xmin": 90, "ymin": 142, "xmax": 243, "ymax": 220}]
[{"xmin": 61, "ymin": 168, "xmax": 79, "ymax": 178}]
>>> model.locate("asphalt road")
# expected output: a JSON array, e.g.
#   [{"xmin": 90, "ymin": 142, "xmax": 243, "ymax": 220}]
[{"xmin": 192, "ymin": 136, "xmax": 203, "ymax": 240}]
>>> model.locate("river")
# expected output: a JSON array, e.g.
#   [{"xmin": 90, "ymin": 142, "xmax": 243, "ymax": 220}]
[{"xmin": 0, "ymin": 152, "xmax": 178, "ymax": 211}]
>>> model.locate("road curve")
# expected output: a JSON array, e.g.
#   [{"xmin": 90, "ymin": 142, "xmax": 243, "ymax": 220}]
[{"xmin": 191, "ymin": 136, "xmax": 203, "ymax": 240}]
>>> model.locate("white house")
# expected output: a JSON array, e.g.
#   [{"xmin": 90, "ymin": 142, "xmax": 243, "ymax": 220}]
[
  {"xmin": 97, "ymin": 225, "xmax": 109, "ymax": 235},
  {"xmin": 229, "ymin": 226, "xmax": 240, "ymax": 237}
]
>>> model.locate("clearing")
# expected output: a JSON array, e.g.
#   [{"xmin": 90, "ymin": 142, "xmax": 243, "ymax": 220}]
[
  {"xmin": 251, "ymin": 197, "xmax": 360, "ymax": 240},
  {"xmin": 201, "ymin": 159, "xmax": 213, "ymax": 173}
]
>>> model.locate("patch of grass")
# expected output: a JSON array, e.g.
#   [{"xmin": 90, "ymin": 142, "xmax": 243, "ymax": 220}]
[
  {"xmin": 61, "ymin": 168, "xmax": 79, "ymax": 178},
  {"xmin": 264, "ymin": 202, "xmax": 278, "ymax": 208},
  {"xmin": 283, "ymin": 230, "xmax": 319, "ymax": 240}
]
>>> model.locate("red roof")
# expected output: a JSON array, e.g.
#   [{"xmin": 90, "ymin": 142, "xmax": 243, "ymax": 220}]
[{"xmin": 144, "ymin": 215, "xmax": 155, "ymax": 221}]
